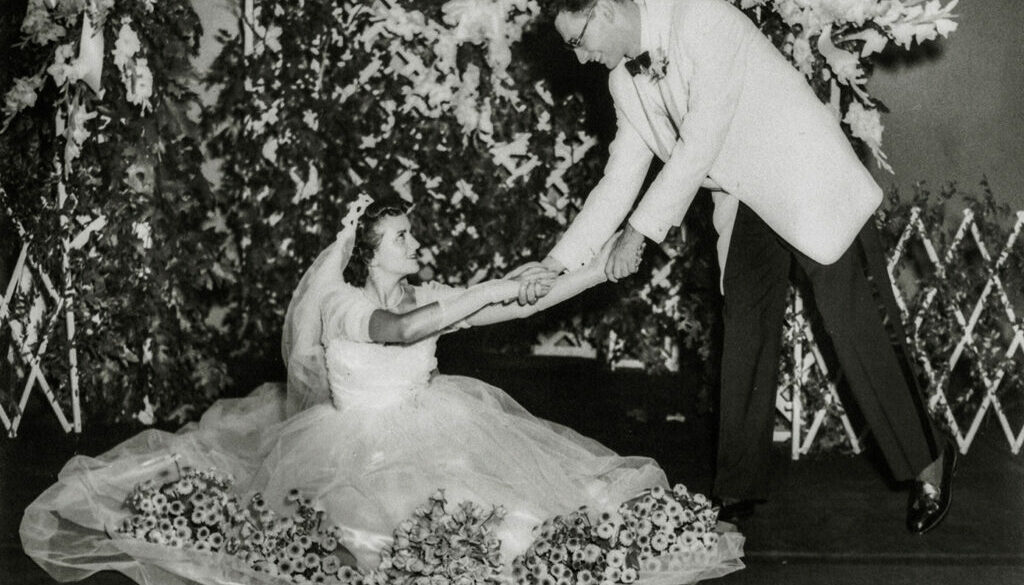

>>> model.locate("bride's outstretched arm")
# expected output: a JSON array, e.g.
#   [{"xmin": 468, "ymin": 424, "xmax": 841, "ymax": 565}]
[
  {"xmin": 463, "ymin": 235, "xmax": 616, "ymax": 327},
  {"xmin": 366, "ymin": 279, "xmax": 520, "ymax": 344}
]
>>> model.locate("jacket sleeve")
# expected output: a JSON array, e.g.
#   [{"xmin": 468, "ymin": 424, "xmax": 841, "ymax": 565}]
[
  {"xmin": 549, "ymin": 84, "xmax": 655, "ymax": 271},
  {"xmin": 628, "ymin": 0, "xmax": 750, "ymax": 243}
]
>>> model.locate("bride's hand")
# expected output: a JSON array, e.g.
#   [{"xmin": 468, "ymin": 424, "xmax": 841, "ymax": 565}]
[{"xmin": 486, "ymin": 279, "xmax": 526, "ymax": 304}]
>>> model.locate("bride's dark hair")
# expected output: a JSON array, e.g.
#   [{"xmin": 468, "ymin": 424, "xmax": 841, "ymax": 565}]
[{"xmin": 344, "ymin": 199, "xmax": 411, "ymax": 287}]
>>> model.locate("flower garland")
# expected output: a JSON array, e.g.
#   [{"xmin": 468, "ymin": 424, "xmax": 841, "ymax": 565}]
[
  {"xmin": 115, "ymin": 466, "xmax": 741, "ymax": 585},
  {"xmin": 738, "ymin": 0, "xmax": 958, "ymax": 172}
]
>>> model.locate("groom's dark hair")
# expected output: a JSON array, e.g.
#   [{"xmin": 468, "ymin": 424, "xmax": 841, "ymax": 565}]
[
  {"xmin": 344, "ymin": 198, "xmax": 411, "ymax": 287},
  {"xmin": 545, "ymin": 0, "xmax": 600, "ymax": 16}
]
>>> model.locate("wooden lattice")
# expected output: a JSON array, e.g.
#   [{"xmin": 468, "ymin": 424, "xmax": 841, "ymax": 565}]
[
  {"xmin": 0, "ymin": 241, "xmax": 80, "ymax": 437},
  {"xmin": 777, "ymin": 208, "xmax": 1024, "ymax": 457},
  {"xmin": 1, "ymin": 174, "xmax": 85, "ymax": 437}
]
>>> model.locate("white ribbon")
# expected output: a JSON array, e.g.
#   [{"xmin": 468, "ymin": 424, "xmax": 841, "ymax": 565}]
[{"xmin": 75, "ymin": 8, "xmax": 105, "ymax": 95}]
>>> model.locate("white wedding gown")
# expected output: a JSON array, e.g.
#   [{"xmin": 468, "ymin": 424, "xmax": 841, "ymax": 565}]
[{"xmin": 21, "ymin": 284, "xmax": 742, "ymax": 585}]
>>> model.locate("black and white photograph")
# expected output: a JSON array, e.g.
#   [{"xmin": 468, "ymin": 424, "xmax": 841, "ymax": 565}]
[{"xmin": 1, "ymin": 0, "xmax": 1022, "ymax": 584}]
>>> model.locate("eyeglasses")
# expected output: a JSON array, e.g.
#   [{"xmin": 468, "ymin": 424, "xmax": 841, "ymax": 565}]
[{"xmin": 565, "ymin": 3, "xmax": 597, "ymax": 50}]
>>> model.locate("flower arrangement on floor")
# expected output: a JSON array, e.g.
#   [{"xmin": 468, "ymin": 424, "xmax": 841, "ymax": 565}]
[
  {"xmin": 369, "ymin": 490, "xmax": 507, "ymax": 585},
  {"xmin": 115, "ymin": 465, "xmax": 358, "ymax": 583},
  {"xmin": 114, "ymin": 464, "xmax": 743, "ymax": 585},
  {"xmin": 511, "ymin": 485, "xmax": 733, "ymax": 585}
]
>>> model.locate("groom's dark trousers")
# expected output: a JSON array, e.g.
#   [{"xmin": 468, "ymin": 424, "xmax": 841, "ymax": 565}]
[{"xmin": 713, "ymin": 203, "xmax": 943, "ymax": 501}]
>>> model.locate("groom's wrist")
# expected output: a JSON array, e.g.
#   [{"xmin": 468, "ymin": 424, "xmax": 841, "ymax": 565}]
[
  {"xmin": 541, "ymin": 255, "xmax": 566, "ymax": 275},
  {"xmin": 622, "ymin": 222, "xmax": 646, "ymax": 246}
]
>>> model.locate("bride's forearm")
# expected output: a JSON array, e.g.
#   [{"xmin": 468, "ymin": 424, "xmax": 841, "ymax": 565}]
[
  {"xmin": 465, "ymin": 268, "xmax": 607, "ymax": 327},
  {"xmin": 368, "ymin": 280, "xmax": 516, "ymax": 343}
]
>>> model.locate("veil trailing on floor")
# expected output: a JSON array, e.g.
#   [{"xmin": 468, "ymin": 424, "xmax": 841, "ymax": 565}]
[{"xmin": 280, "ymin": 193, "xmax": 374, "ymax": 416}]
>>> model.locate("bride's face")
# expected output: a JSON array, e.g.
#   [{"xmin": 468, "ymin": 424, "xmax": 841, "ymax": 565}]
[{"xmin": 369, "ymin": 214, "xmax": 421, "ymax": 277}]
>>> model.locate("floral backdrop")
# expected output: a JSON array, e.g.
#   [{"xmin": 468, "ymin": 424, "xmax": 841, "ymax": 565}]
[
  {"xmin": 6, "ymin": 0, "xmax": 1014, "ymax": 449},
  {"xmin": 1, "ymin": 0, "xmax": 231, "ymax": 426}
]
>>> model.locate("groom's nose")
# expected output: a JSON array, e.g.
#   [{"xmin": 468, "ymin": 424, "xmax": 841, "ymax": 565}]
[{"xmin": 573, "ymin": 48, "xmax": 589, "ymax": 64}]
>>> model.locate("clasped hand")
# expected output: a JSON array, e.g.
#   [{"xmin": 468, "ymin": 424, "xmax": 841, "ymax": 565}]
[{"xmin": 504, "ymin": 229, "xmax": 642, "ymax": 306}]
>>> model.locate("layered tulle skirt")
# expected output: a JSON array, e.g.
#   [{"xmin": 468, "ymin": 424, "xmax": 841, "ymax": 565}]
[{"xmin": 21, "ymin": 377, "xmax": 744, "ymax": 585}]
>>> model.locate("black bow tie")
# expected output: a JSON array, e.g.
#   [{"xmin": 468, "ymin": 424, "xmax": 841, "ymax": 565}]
[{"xmin": 625, "ymin": 51, "xmax": 652, "ymax": 76}]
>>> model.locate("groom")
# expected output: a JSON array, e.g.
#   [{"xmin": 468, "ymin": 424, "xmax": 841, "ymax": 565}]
[{"xmin": 517, "ymin": 0, "xmax": 955, "ymax": 534}]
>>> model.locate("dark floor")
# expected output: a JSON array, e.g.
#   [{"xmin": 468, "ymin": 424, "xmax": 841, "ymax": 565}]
[{"xmin": 2, "ymin": 351, "xmax": 1023, "ymax": 584}]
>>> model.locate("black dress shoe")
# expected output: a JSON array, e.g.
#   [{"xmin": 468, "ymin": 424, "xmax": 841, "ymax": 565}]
[
  {"xmin": 715, "ymin": 498, "xmax": 759, "ymax": 523},
  {"xmin": 906, "ymin": 441, "xmax": 958, "ymax": 535}
]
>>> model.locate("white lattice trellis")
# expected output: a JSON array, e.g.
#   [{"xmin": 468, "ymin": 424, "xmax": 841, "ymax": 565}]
[
  {"xmin": 1, "ymin": 188, "xmax": 83, "ymax": 437},
  {"xmin": 890, "ymin": 208, "xmax": 1024, "ymax": 454},
  {"xmin": 777, "ymin": 207, "xmax": 1024, "ymax": 457},
  {"xmin": 773, "ymin": 292, "xmax": 863, "ymax": 459},
  {"xmin": 1, "ymin": 245, "xmax": 81, "ymax": 437}
]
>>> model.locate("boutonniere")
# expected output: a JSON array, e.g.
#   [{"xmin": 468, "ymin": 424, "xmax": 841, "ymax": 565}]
[
  {"xmin": 625, "ymin": 49, "xmax": 669, "ymax": 82},
  {"xmin": 649, "ymin": 48, "xmax": 669, "ymax": 81}
]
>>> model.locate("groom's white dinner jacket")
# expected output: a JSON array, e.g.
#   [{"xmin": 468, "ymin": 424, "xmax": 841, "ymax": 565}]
[{"xmin": 549, "ymin": 0, "xmax": 883, "ymax": 277}]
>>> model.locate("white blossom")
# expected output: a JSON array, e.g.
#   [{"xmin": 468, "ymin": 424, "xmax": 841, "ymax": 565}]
[
  {"xmin": 113, "ymin": 22, "xmax": 142, "ymax": 69},
  {"xmin": 844, "ymin": 101, "xmax": 891, "ymax": 172},
  {"xmin": 817, "ymin": 26, "xmax": 865, "ymax": 89},
  {"xmin": 135, "ymin": 395, "xmax": 157, "ymax": 426},
  {"xmin": 790, "ymin": 33, "xmax": 815, "ymax": 76},
  {"xmin": 61, "ymin": 101, "xmax": 97, "ymax": 168},
  {"xmin": 46, "ymin": 43, "xmax": 78, "ymax": 86},
  {"xmin": 125, "ymin": 58, "xmax": 154, "ymax": 112},
  {"xmin": 2, "ymin": 74, "xmax": 45, "ymax": 123},
  {"xmin": 302, "ymin": 110, "xmax": 319, "ymax": 131},
  {"xmin": 21, "ymin": 0, "xmax": 66, "ymax": 45},
  {"xmin": 261, "ymin": 137, "xmax": 279, "ymax": 163},
  {"xmin": 133, "ymin": 221, "xmax": 154, "ymax": 249}
]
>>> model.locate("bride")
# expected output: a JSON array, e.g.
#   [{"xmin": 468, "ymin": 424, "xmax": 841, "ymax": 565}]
[{"xmin": 21, "ymin": 195, "xmax": 743, "ymax": 585}]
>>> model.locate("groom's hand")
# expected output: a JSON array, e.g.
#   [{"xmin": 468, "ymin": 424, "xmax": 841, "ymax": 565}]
[{"xmin": 605, "ymin": 224, "xmax": 646, "ymax": 282}]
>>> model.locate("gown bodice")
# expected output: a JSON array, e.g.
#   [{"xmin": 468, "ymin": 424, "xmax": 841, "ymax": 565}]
[{"xmin": 324, "ymin": 336, "xmax": 439, "ymax": 409}]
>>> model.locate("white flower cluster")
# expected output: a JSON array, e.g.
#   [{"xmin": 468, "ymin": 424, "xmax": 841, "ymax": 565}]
[
  {"xmin": 57, "ymin": 98, "xmax": 98, "ymax": 168},
  {"xmin": 372, "ymin": 489, "xmax": 506, "ymax": 585},
  {"xmin": 113, "ymin": 20, "xmax": 154, "ymax": 113},
  {"xmin": 1, "ymin": 73, "xmax": 46, "ymax": 130},
  {"xmin": 3, "ymin": 0, "xmax": 120, "ymax": 172},
  {"xmin": 768, "ymin": 0, "xmax": 959, "ymax": 171},
  {"xmin": 132, "ymin": 220, "xmax": 154, "ymax": 249},
  {"xmin": 511, "ymin": 484, "xmax": 720, "ymax": 585},
  {"xmin": 47, "ymin": 43, "xmax": 81, "ymax": 87},
  {"xmin": 20, "ymin": 0, "xmax": 68, "ymax": 45},
  {"xmin": 118, "ymin": 467, "xmax": 357, "ymax": 582}
]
